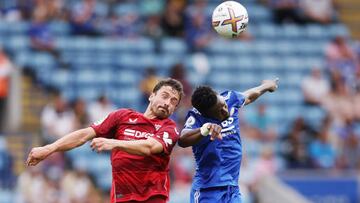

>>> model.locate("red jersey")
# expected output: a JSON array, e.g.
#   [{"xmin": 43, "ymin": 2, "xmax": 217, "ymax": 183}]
[{"xmin": 90, "ymin": 109, "xmax": 179, "ymax": 202}]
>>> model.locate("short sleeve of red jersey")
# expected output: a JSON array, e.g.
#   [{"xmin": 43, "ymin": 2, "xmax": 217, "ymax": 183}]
[
  {"xmin": 90, "ymin": 109, "xmax": 124, "ymax": 138},
  {"xmin": 152, "ymin": 123, "xmax": 179, "ymax": 155}
]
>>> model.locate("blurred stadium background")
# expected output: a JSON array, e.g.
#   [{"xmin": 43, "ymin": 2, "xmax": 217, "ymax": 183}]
[{"xmin": 0, "ymin": 0, "xmax": 359, "ymax": 202}]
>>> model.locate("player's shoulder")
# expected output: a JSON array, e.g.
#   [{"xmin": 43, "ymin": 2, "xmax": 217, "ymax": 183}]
[
  {"xmin": 221, "ymin": 90, "xmax": 240, "ymax": 100},
  {"xmin": 113, "ymin": 108, "xmax": 139, "ymax": 118}
]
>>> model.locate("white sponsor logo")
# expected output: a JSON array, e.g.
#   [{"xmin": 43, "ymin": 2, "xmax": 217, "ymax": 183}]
[
  {"xmin": 174, "ymin": 127, "xmax": 179, "ymax": 135},
  {"xmin": 155, "ymin": 124, "xmax": 161, "ymax": 131},
  {"xmin": 129, "ymin": 118, "xmax": 138, "ymax": 123},
  {"xmin": 124, "ymin": 129, "xmax": 154, "ymax": 138},
  {"xmin": 223, "ymin": 91, "xmax": 231, "ymax": 100},
  {"xmin": 185, "ymin": 116, "xmax": 195, "ymax": 128},
  {"xmin": 162, "ymin": 132, "xmax": 172, "ymax": 146}
]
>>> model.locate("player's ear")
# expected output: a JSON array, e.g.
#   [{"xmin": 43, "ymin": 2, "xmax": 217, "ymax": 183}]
[{"xmin": 149, "ymin": 93, "xmax": 155, "ymax": 101}]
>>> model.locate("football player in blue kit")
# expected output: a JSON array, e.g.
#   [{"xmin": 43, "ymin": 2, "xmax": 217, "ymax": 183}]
[{"xmin": 178, "ymin": 78, "xmax": 278, "ymax": 203}]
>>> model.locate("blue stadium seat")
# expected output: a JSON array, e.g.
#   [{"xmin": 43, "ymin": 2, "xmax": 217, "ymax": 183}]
[
  {"xmin": 0, "ymin": 21, "xmax": 28, "ymax": 35},
  {"xmin": 305, "ymin": 24, "xmax": 328, "ymax": 39},
  {"xmin": 115, "ymin": 53, "xmax": 157, "ymax": 69},
  {"xmin": 113, "ymin": 37, "xmax": 155, "ymax": 53},
  {"xmin": 327, "ymin": 24, "xmax": 350, "ymax": 38},
  {"xmin": 275, "ymin": 40, "xmax": 297, "ymax": 56},
  {"xmin": 161, "ymin": 38, "xmax": 188, "ymax": 55},
  {"xmin": 281, "ymin": 24, "xmax": 303, "ymax": 39},
  {"xmin": 112, "ymin": 69, "xmax": 140, "ymax": 86},
  {"xmin": 6, "ymin": 36, "xmax": 29, "ymax": 51},
  {"xmin": 246, "ymin": 5, "xmax": 272, "ymax": 23},
  {"xmin": 48, "ymin": 70, "xmax": 72, "ymax": 89},
  {"xmin": 302, "ymin": 106, "xmax": 326, "ymax": 128},
  {"xmin": 255, "ymin": 24, "xmax": 278, "ymax": 39},
  {"xmin": 252, "ymin": 40, "xmax": 275, "ymax": 55},
  {"xmin": 49, "ymin": 21, "xmax": 70, "ymax": 36},
  {"xmin": 109, "ymin": 87, "xmax": 141, "ymax": 109},
  {"xmin": 74, "ymin": 69, "xmax": 113, "ymax": 85},
  {"xmin": 157, "ymin": 54, "xmax": 183, "ymax": 70},
  {"xmin": 295, "ymin": 40, "xmax": 326, "ymax": 56}
]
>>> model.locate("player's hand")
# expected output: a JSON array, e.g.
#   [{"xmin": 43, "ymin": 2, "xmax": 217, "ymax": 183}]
[
  {"xmin": 26, "ymin": 146, "xmax": 53, "ymax": 166},
  {"xmin": 207, "ymin": 123, "xmax": 223, "ymax": 141},
  {"xmin": 90, "ymin": 138, "xmax": 117, "ymax": 152},
  {"xmin": 262, "ymin": 78, "xmax": 279, "ymax": 92}
]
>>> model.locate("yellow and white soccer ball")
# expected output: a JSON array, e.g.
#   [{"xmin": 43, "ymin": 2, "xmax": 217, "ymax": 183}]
[{"xmin": 212, "ymin": 1, "xmax": 249, "ymax": 38}]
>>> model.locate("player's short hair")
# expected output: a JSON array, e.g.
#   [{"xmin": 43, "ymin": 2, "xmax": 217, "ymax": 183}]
[
  {"xmin": 191, "ymin": 86, "xmax": 218, "ymax": 116},
  {"xmin": 153, "ymin": 78, "xmax": 184, "ymax": 100}
]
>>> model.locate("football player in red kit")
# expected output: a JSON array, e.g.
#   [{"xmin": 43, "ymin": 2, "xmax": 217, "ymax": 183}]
[{"xmin": 26, "ymin": 78, "xmax": 184, "ymax": 203}]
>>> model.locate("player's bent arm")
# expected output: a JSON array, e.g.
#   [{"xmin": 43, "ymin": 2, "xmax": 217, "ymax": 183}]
[
  {"xmin": 91, "ymin": 137, "xmax": 163, "ymax": 156},
  {"xmin": 116, "ymin": 138, "xmax": 163, "ymax": 156},
  {"xmin": 243, "ymin": 78, "xmax": 279, "ymax": 105},
  {"xmin": 179, "ymin": 123, "xmax": 222, "ymax": 147},
  {"xmin": 50, "ymin": 127, "xmax": 97, "ymax": 152},
  {"xmin": 178, "ymin": 129, "xmax": 204, "ymax": 148},
  {"xmin": 27, "ymin": 127, "xmax": 96, "ymax": 166}
]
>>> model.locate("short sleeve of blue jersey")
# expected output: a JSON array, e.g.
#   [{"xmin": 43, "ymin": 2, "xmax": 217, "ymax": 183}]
[
  {"xmin": 183, "ymin": 109, "xmax": 203, "ymax": 130},
  {"xmin": 221, "ymin": 90, "xmax": 246, "ymax": 109}
]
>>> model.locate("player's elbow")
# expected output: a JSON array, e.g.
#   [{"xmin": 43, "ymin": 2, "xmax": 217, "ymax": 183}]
[
  {"xmin": 178, "ymin": 139, "xmax": 191, "ymax": 148},
  {"xmin": 139, "ymin": 148, "xmax": 152, "ymax": 156},
  {"xmin": 139, "ymin": 141, "xmax": 162, "ymax": 156}
]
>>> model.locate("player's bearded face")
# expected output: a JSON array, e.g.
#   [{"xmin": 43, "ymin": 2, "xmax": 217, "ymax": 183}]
[{"xmin": 149, "ymin": 86, "xmax": 180, "ymax": 119}]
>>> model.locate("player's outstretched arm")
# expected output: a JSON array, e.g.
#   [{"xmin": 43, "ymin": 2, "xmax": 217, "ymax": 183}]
[
  {"xmin": 90, "ymin": 137, "xmax": 163, "ymax": 156},
  {"xmin": 178, "ymin": 123, "xmax": 222, "ymax": 148},
  {"xmin": 242, "ymin": 78, "xmax": 279, "ymax": 105},
  {"xmin": 26, "ymin": 127, "xmax": 96, "ymax": 166}
]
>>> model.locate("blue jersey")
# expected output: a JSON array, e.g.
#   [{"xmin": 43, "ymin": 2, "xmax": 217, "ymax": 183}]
[{"xmin": 183, "ymin": 90, "xmax": 246, "ymax": 189}]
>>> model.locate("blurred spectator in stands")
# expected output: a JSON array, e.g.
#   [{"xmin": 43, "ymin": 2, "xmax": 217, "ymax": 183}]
[
  {"xmin": 72, "ymin": 98, "xmax": 89, "ymax": 128},
  {"xmin": 88, "ymin": 95, "xmax": 116, "ymax": 124},
  {"xmin": 0, "ymin": 48, "xmax": 13, "ymax": 132},
  {"xmin": 61, "ymin": 163, "xmax": 100, "ymax": 203},
  {"xmin": 143, "ymin": 15, "xmax": 163, "ymax": 40},
  {"xmin": 139, "ymin": 0, "xmax": 165, "ymax": 17},
  {"xmin": 142, "ymin": 14, "xmax": 163, "ymax": 52},
  {"xmin": 109, "ymin": 8, "xmax": 140, "ymax": 38},
  {"xmin": 281, "ymin": 117, "xmax": 315, "ymax": 168},
  {"xmin": 0, "ymin": 4, "xmax": 23, "ymax": 22},
  {"xmin": 353, "ymin": 70, "xmax": 360, "ymax": 122},
  {"xmin": 247, "ymin": 104, "xmax": 275, "ymax": 140},
  {"xmin": 185, "ymin": 0, "xmax": 214, "ymax": 52},
  {"xmin": 253, "ymin": 147, "xmax": 279, "ymax": 182},
  {"xmin": 33, "ymin": 0, "xmax": 65, "ymax": 21},
  {"xmin": 266, "ymin": 0, "xmax": 304, "ymax": 24},
  {"xmin": 161, "ymin": 0, "xmax": 186, "ymax": 37},
  {"xmin": 15, "ymin": 165, "xmax": 51, "ymax": 203},
  {"xmin": 325, "ymin": 36, "xmax": 358, "ymax": 84},
  {"xmin": 185, "ymin": 11, "xmax": 213, "ymax": 52},
  {"xmin": 309, "ymin": 125, "xmax": 337, "ymax": 169},
  {"xmin": 41, "ymin": 92, "xmax": 76, "ymax": 143},
  {"xmin": 300, "ymin": 0, "xmax": 337, "ymax": 24},
  {"xmin": 341, "ymin": 125, "xmax": 360, "ymax": 169},
  {"xmin": 170, "ymin": 147, "xmax": 194, "ymax": 185},
  {"xmin": 301, "ymin": 68, "xmax": 330, "ymax": 106},
  {"xmin": 322, "ymin": 72, "xmax": 354, "ymax": 128},
  {"xmin": 0, "ymin": 137, "xmax": 14, "ymax": 188},
  {"xmin": 169, "ymin": 63, "xmax": 192, "ymax": 125},
  {"xmin": 29, "ymin": 10, "xmax": 69, "ymax": 69},
  {"xmin": 139, "ymin": 67, "xmax": 161, "ymax": 110},
  {"xmin": 70, "ymin": 0, "xmax": 101, "ymax": 36}
]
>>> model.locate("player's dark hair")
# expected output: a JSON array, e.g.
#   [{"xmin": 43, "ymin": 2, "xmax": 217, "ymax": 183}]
[
  {"xmin": 153, "ymin": 78, "xmax": 184, "ymax": 101},
  {"xmin": 191, "ymin": 86, "xmax": 218, "ymax": 116}
]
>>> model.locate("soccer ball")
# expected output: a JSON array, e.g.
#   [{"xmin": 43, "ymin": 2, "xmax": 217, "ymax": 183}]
[{"xmin": 212, "ymin": 1, "xmax": 249, "ymax": 38}]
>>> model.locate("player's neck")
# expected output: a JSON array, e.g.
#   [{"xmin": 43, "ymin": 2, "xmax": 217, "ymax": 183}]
[{"xmin": 143, "ymin": 107, "xmax": 157, "ymax": 120}]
